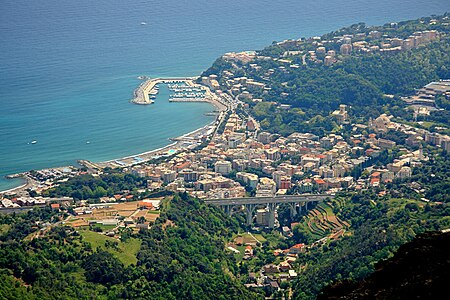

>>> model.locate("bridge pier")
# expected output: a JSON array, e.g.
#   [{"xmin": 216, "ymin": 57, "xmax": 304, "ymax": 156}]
[
  {"xmin": 223, "ymin": 205, "xmax": 232, "ymax": 216},
  {"xmin": 288, "ymin": 202, "xmax": 298, "ymax": 218},
  {"xmin": 268, "ymin": 203, "xmax": 277, "ymax": 229},
  {"xmin": 245, "ymin": 204, "xmax": 257, "ymax": 226}
]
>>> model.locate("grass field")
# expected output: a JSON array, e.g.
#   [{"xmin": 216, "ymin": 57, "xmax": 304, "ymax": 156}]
[
  {"xmin": 80, "ymin": 230, "xmax": 141, "ymax": 266},
  {"xmin": 0, "ymin": 224, "xmax": 10, "ymax": 235}
]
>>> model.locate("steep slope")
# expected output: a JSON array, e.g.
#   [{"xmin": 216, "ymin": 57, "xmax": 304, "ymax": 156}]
[{"xmin": 318, "ymin": 231, "xmax": 450, "ymax": 299}]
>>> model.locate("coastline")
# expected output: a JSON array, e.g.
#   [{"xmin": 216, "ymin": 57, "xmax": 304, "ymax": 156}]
[
  {"xmin": 93, "ymin": 84, "xmax": 228, "ymax": 169},
  {"xmin": 131, "ymin": 77, "xmax": 200, "ymax": 105},
  {"xmin": 1, "ymin": 79, "xmax": 229, "ymax": 194}
]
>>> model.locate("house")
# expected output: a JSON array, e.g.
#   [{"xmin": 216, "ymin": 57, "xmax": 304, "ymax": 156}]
[
  {"xmin": 278, "ymin": 273, "xmax": 290, "ymax": 283},
  {"xmin": 50, "ymin": 203, "xmax": 60, "ymax": 210},
  {"xmin": 235, "ymin": 236, "xmax": 244, "ymax": 246},
  {"xmin": 282, "ymin": 226, "xmax": 292, "ymax": 237},
  {"xmin": 273, "ymin": 249, "xmax": 284, "ymax": 256},
  {"xmin": 289, "ymin": 269, "xmax": 298, "ymax": 279},
  {"xmin": 269, "ymin": 281, "xmax": 280, "ymax": 292},
  {"xmin": 136, "ymin": 222, "xmax": 150, "ymax": 230},
  {"xmin": 138, "ymin": 200, "xmax": 154, "ymax": 210},
  {"xmin": 248, "ymin": 272, "xmax": 257, "ymax": 283},
  {"xmin": 244, "ymin": 245, "xmax": 254, "ymax": 256},
  {"xmin": 289, "ymin": 243, "xmax": 306, "ymax": 255},
  {"xmin": 263, "ymin": 264, "xmax": 279, "ymax": 274},
  {"xmin": 279, "ymin": 261, "xmax": 291, "ymax": 272}
]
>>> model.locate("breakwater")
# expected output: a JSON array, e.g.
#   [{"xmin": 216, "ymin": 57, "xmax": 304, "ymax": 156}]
[{"xmin": 131, "ymin": 77, "xmax": 199, "ymax": 104}]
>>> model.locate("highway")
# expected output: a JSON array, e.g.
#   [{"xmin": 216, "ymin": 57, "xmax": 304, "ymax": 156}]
[{"xmin": 205, "ymin": 194, "xmax": 330, "ymax": 206}]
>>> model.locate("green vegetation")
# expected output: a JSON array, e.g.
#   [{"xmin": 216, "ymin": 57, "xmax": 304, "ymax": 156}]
[
  {"xmin": 42, "ymin": 172, "xmax": 147, "ymax": 200},
  {"xmin": 204, "ymin": 15, "xmax": 450, "ymax": 136},
  {"xmin": 290, "ymin": 190, "xmax": 449, "ymax": 299},
  {"xmin": 291, "ymin": 202, "xmax": 349, "ymax": 242},
  {"xmin": 0, "ymin": 194, "xmax": 259, "ymax": 299},
  {"xmin": 42, "ymin": 171, "xmax": 174, "ymax": 202},
  {"xmin": 318, "ymin": 231, "xmax": 450, "ymax": 299},
  {"xmin": 1, "ymin": 14, "xmax": 450, "ymax": 300},
  {"xmin": 79, "ymin": 230, "xmax": 141, "ymax": 266}
]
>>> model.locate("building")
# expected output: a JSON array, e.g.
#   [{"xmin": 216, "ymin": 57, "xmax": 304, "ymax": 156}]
[
  {"xmin": 256, "ymin": 208, "xmax": 270, "ymax": 226},
  {"xmin": 236, "ymin": 172, "xmax": 259, "ymax": 189},
  {"xmin": 396, "ymin": 166, "xmax": 412, "ymax": 179},
  {"xmin": 340, "ymin": 43, "xmax": 352, "ymax": 55},
  {"xmin": 441, "ymin": 137, "xmax": 450, "ymax": 152},
  {"xmin": 179, "ymin": 169, "xmax": 199, "ymax": 182},
  {"xmin": 272, "ymin": 171, "xmax": 285, "ymax": 189},
  {"xmin": 162, "ymin": 170, "xmax": 176, "ymax": 184},
  {"xmin": 377, "ymin": 138, "xmax": 396, "ymax": 149},
  {"xmin": 258, "ymin": 132, "xmax": 272, "ymax": 144},
  {"xmin": 214, "ymin": 161, "xmax": 232, "ymax": 175},
  {"xmin": 331, "ymin": 104, "xmax": 348, "ymax": 123},
  {"xmin": 425, "ymin": 132, "xmax": 442, "ymax": 146},
  {"xmin": 256, "ymin": 178, "xmax": 277, "ymax": 197},
  {"xmin": 279, "ymin": 176, "xmax": 292, "ymax": 190}
]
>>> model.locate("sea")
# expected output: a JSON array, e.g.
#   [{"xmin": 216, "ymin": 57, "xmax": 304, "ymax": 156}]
[{"xmin": 1, "ymin": 0, "xmax": 449, "ymax": 191}]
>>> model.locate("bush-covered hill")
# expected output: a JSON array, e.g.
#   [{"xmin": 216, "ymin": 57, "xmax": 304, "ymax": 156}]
[
  {"xmin": 318, "ymin": 231, "xmax": 450, "ymax": 299},
  {"xmin": 0, "ymin": 194, "xmax": 259, "ymax": 299}
]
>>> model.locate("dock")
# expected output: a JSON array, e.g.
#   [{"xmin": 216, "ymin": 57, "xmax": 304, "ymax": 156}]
[{"xmin": 131, "ymin": 77, "xmax": 199, "ymax": 105}]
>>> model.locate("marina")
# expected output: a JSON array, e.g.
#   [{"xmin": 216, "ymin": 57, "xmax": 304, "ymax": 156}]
[
  {"xmin": 131, "ymin": 77, "xmax": 199, "ymax": 105},
  {"xmin": 2, "ymin": 77, "xmax": 231, "ymax": 193}
]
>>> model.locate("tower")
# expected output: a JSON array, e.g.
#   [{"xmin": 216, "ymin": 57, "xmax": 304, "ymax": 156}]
[{"xmin": 418, "ymin": 143, "xmax": 424, "ymax": 160}]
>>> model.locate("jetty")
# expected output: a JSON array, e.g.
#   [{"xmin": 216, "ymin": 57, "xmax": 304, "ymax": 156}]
[{"xmin": 131, "ymin": 77, "xmax": 199, "ymax": 105}]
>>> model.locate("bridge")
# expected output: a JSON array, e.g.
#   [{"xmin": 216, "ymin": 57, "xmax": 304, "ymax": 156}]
[{"xmin": 205, "ymin": 194, "xmax": 331, "ymax": 228}]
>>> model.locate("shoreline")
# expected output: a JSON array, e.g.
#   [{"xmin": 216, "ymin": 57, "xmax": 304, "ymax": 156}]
[
  {"xmin": 131, "ymin": 76, "xmax": 199, "ymax": 105},
  {"xmin": 93, "ymin": 85, "xmax": 227, "ymax": 169},
  {"xmin": 1, "ymin": 79, "xmax": 229, "ymax": 194}
]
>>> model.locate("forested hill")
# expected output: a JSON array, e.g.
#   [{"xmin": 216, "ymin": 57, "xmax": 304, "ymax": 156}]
[
  {"xmin": 318, "ymin": 231, "xmax": 450, "ymax": 299},
  {"xmin": 0, "ymin": 194, "xmax": 259, "ymax": 299},
  {"xmin": 201, "ymin": 14, "xmax": 450, "ymax": 136}
]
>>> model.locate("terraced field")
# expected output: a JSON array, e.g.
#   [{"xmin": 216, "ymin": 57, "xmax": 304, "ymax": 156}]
[{"xmin": 302, "ymin": 202, "xmax": 349, "ymax": 240}]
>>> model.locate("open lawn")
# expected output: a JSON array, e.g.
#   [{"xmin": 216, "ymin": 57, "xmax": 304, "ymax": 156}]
[{"xmin": 80, "ymin": 230, "xmax": 141, "ymax": 266}]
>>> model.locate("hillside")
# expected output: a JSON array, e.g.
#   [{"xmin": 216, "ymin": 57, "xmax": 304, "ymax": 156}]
[
  {"xmin": 202, "ymin": 14, "xmax": 450, "ymax": 136},
  {"xmin": 318, "ymin": 231, "xmax": 450, "ymax": 299},
  {"xmin": 0, "ymin": 195, "xmax": 259, "ymax": 299}
]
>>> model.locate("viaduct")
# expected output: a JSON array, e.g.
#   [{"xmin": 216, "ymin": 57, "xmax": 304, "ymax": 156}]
[{"xmin": 205, "ymin": 194, "xmax": 331, "ymax": 228}]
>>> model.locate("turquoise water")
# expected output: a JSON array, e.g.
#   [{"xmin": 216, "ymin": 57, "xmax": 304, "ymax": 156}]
[{"xmin": 1, "ymin": 0, "xmax": 449, "ymax": 191}]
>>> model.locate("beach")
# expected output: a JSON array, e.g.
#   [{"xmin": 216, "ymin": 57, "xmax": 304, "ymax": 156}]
[{"xmin": 1, "ymin": 80, "xmax": 229, "ymax": 194}]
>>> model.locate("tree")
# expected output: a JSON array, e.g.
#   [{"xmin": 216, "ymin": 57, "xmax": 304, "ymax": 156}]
[
  {"xmin": 82, "ymin": 251, "xmax": 124, "ymax": 285},
  {"xmin": 292, "ymin": 225, "xmax": 313, "ymax": 244}
]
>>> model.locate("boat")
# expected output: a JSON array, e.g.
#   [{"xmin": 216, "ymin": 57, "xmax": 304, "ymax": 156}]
[
  {"xmin": 141, "ymin": 22, "xmax": 147, "ymax": 25},
  {"xmin": 31, "ymin": 140, "xmax": 37, "ymax": 144},
  {"xmin": 86, "ymin": 141, "xmax": 91, "ymax": 144}
]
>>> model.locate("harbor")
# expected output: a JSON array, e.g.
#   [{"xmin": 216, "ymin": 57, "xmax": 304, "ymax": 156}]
[
  {"xmin": 95, "ymin": 81, "xmax": 231, "ymax": 169},
  {"xmin": 131, "ymin": 77, "xmax": 199, "ymax": 105},
  {"xmin": 2, "ymin": 77, "xmax": 232, "ymax": 194}
]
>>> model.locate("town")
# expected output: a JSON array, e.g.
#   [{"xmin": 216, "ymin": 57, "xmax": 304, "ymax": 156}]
[{"xmin": 1, "ymin": 12, "xmax": 449, "ymax": 299}]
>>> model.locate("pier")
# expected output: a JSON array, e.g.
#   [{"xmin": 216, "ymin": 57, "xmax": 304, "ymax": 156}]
[{"xmin": 131, "ymin": 77, "xmax": 199, "ymax": 105}]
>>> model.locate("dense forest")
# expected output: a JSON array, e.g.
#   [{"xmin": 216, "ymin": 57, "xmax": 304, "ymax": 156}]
[
  {"xmin": 318, "ymin": 231, "xmax": 450, "ymax": 299},
  {"xmin": 0, "ymin": 195, "xmax": 259, "ymax": 299}
]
